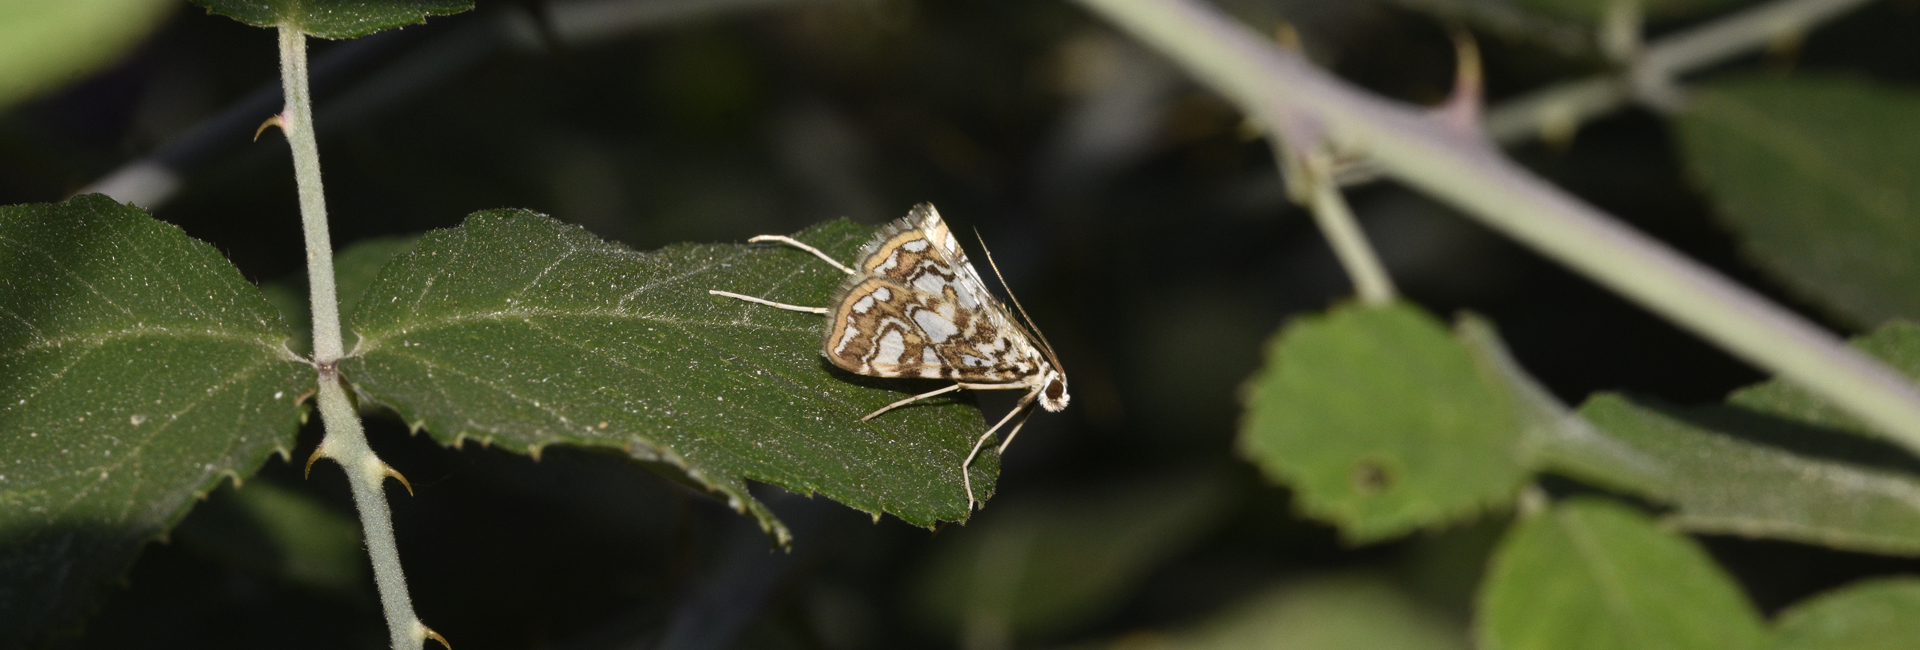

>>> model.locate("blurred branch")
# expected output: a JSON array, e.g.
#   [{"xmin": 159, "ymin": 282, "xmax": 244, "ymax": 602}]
[
  {"xmin": 1382, "ymin": 0, "xmax": 1594, "ymax": 58},
  {"xmin": 1484, "ymin": 0, "xmax": 1876, "ymax": 142},
  {"xmin": 1071, "ymin": 0, "xmax": 1920, "ymax": 452}
]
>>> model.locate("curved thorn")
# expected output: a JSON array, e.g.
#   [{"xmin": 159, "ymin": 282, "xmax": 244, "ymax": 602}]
[
  {"xmin": 1436, "ymin": 28, "xmax": 1485, "ymax": 135},
  {"xmin": 421, "ymin": 623, "xmax": 451, "ymax": 650},
  {"xmin": 303, "ymin": 445, "xmax": 328, "ymax": 479},
  {"xmin": 381, "ymin": 462, "xmax": 415, "ymax": 496},
  {"xmin": 1274, "ymin": 21, "xmax": 1301, "ymax": 52},
  {"xmin": 253, "ymin": 113, "xmax": 287, "ymax": 141}
]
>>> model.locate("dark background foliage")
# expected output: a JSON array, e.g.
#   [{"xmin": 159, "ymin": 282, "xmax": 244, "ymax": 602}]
[{"xmin": 10, "ymin": 1, "xmax": 1920, "ymax": 647}]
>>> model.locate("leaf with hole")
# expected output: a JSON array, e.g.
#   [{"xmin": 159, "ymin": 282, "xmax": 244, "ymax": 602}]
[
  {"xmin": 0, "ymin": 195, "xmax": 310, "ymax": 647},
  {"xmin": 1237, "ymin": 303, "xmax": 1529, "ymax": 543},
  {"xmin": 1477, "ymin": 498, "xmax": 1766, "ymax": 650},
  {"xmin": 339, "ymin": 210, "xmax": 990, "ymax": 544},
  {"xmin": 189, "ymin": 0, "xmax": 470, "ymax": 38}
]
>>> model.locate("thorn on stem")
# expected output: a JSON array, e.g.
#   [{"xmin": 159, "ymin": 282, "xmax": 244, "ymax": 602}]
[
  {"xmin": 380, "ymin": 462, "xmax": 415, "ymax": 496},
  {"xmin": 421, "ymin": 623, "xmax": 452, "ymax": 650},
  {"xmin": 1435, "ymin": 28, "xmax": 1484, "ymax": 135},
  {"xmin": 1274, "ymin": 21, "xmax": 1302, "ymax": 53},
  {"xmin": 304, "ymin": 444, "xmax": 329, "ymax": 479},
  {"xmin": 254, "ymin": 113, "xmax": 288, "ymax": 141}
]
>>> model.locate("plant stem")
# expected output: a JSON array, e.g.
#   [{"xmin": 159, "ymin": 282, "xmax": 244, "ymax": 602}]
[
  {"xmin": 1072, "ymin": 0, "xmax": 1920, "ymax": 450},
  {"xmin": 316, "ymin": 375, "xmax": 428, "ymax": 650},
  {"xmin": 279, "ymin": 26, "xmax": 429, "ymax": 650},
  {"xmin": 279, "ymin": 28, "xmax": 344, "ymax": 364},
  {"xmin": 1288, "ymin": 143, "xmax": 1397, "ymax": 305}
]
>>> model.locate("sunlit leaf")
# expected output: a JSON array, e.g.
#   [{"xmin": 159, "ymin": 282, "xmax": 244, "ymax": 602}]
[
  {"xmin": 0, "ymin": 0, "xmax": 176, "ymax": 111},
  {"xmin": 340, "ymin": 210, "xmax": 989, "ymax": 544},
  {"xmin": 189, "ymin": 0, "xmax": 470, "ymax": 38},
  {"xmin": 1477, "ymin": 498, "xmax": 1766, "ymax": 650},
  {"xmin": 1238, "ymin": 303, "xmax": 1529, "ymax": 543},
  {"xmin": 1678, "ymin": 75, "xmax": 1920, "ymax": 326},
  {"xmin": 0, "ymin": 195, "xmax": 309, "ymax": 646}
]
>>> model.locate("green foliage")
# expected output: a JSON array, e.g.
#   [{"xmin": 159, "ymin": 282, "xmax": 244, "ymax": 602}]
[
  {"xmin": 189, "ymin": 0, "xmax": 470, "ymax": 38},
  {"xmin": 1238, "ymin": 303, "xmax": 1529, "ymax": 543},
  {"xmin": 340, "ymin": 210, "xmax": 989, "ymax": 543},
  {"xmin": 1067, "ymin": 573, "xmax": 1467, "ymax": 650},
  {"xmin": 170, "ymin": 480, "xmax": 364, "ymax": 595},
  {"xmin": 1543, "ymin": 323, "xmax": 1920, "ymax": 555},
  {"xmin": 1770, "ymin": 578, "xmax": 1920, "ymax": 650},
  {"xmin": 1678, "ymin": 76, "xmax": 1920, "ymax": 326},
  {"xmin": 1476, "ymin": 498, "xmax": 1767, "ymax": 650},
  {"xmin": 0, "ymin": 195, "xmax": 309, "ymax": 646},
  {"xmin": 914, "ymin": 472, "xmax": 1232, "ymax": 642},
  {"xmin": 0, "ymin": 0, "xmax": 176, "ymax": 110},
  {"xmin": 1727, "ymin": 322, "xmax": 1920, "ymax": 438},
  {"xmin": 1574, "ymin": 394, "xmax": 1920, "ymax": 554}
]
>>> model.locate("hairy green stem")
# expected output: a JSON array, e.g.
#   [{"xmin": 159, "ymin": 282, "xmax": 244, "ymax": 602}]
[
  {"xmin": 279, "ymin": 28, "xmax": 344, "ymax": 364},
  {"xmin": 278, "ymin": 26, "xmax": 428, "ymax": 650},
  {"xmin": 1072, "ymin": 0, "xmax": 1920, "ymax": 449},
  {"xmin": 315, "ymin": 376, "xmax": 428, "ymax": 650}
]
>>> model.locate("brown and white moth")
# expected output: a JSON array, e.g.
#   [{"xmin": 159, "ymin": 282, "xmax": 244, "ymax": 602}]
[{"xmin": 709, "ymin": 203, "xmax": 1069, "ymax": 510}]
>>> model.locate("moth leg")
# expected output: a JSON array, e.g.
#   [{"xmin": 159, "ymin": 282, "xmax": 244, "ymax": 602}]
[
  {"xmin": 860, "ymin": 383, "xmax": 965, "ymax": 421},
  {"xmin": 747, "ymin": 235, "xmax": 857, "ymax": 275},
  {"xmin": 962, "ymin": 391, "xmax": 1040, "ymax": 511},
  {"xmin": 995, "ymin": 395, "xmax": 1040, "ymax": 454},
  {"xmin": 707, "ymin": 289, "xmax": 829, "ymax": 314}
]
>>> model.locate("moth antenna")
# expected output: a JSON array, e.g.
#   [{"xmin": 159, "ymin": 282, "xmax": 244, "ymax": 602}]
[{"xmin": 973, "ymin": 227, "xmax": 1066, "ymax": 374}]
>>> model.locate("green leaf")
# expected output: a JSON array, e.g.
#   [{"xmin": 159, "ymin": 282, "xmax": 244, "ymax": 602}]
[
  {"xmin": 1237, "ymin": 302, "xmax": 1530, "ymax": 543},
  {"xmin": 912, "ymin": 472, "xmax": 1231, "ymax": 641},
  {"xmin": 0, "ymin": 0, "xmax": 177, "ymax": 111},
  {"xmin": 1677, "ymin": 75, "xmax": 1920, "ymax": 326},
  {"xmin": 171, "ymin": 480, "xmax": 364, "ymax": 594},
  {"xmin": 1477, "ymin": 498, "xmax": 1766, "ymax": 650},
  {"xmin": 340, "ymin": 210, "xmax": 990, "ymax": 544},
  {"xmin": 1725, "ymin": 321, "xmax": 1920, "ymax": 438},
  {"xmin": 189, "ymin": 0, "xmax": 471, "ymax": 39},
  {"xmin": 1530, "ymin": 323, "xmax": 1920, "ymax": 555},
  {"xmin": 1771, "ymin": 577, "xmax": 1920, "ymax": 650},
  {"xmin": 1574, "ymin": 393, "xmax": 1920, "ymax": 554},
  {"xmin": 1065, "ymin": 573, "xmax": 1467, "ymax": 650},
  {"xmin": 0, "ymin": 195, "xmax": 309, "ymax": 646}
]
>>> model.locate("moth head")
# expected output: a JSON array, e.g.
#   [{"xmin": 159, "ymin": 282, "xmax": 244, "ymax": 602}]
[{"xmin": 1038, "ymin": 368, "xmax": 1069, "ymax": 412}]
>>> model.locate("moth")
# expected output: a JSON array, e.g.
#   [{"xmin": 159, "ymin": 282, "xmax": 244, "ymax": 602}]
[{"xmin": 709, "ymin": 203, "xmax": 1069, "ymax": 510}]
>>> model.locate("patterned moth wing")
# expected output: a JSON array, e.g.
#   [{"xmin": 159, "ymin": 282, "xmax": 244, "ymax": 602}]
[{"xmin": 822, "ymin": 205, "xmax": 1045, "ymax": 383}]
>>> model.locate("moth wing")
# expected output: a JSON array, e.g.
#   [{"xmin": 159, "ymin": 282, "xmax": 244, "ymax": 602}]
[{"xmin": 823, "ymin": 276, "xmax": 1030, "ymax": 383}]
